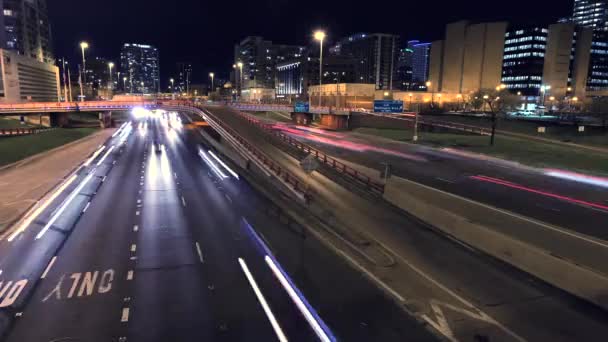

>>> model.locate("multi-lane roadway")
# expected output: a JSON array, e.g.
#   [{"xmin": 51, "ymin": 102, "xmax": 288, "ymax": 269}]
[{"xmin": 0, "ymin": 112, "xmax": 437, "ymax": 341}]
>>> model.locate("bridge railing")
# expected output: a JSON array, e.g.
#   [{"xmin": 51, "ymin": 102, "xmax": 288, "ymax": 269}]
[{"xmin": 0, "ymin": 127, "xmax": 54, "ymax": 136}]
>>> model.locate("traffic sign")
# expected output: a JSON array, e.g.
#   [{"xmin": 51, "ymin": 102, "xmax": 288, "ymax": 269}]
[
  {"xmin": 294, "ymin": 102, "xmax": 310, "ymax": 113},
  {"xmin": 300, "ymin": 154, "xmax": 319, "ymax": 174},
  {"xmin": 374, "ymin": 100, "xmax": 404, "ymax": 113}
]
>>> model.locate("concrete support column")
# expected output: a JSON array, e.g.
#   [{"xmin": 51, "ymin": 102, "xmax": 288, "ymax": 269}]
[
  {"xmin": 99, "ymin": 111, "xmax": 112, "ymax": 128},
  {"xmin": 50, "ymin": 112, "xmax": 69, "ymax": 127}
]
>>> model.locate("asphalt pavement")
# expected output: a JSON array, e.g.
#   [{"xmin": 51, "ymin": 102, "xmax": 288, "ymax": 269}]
[{"xmin": 0, "ymin": 114, "xmax": 437, "ymax": 341}]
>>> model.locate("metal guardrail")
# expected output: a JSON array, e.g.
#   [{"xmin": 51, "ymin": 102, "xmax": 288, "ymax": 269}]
[
  {"xmin": 0, "ymin": 127, "xmax": 54, "ymax": 136},
  {"xmin": 230, "ymin": 110, "xmax": 386, "ymax": 195}
]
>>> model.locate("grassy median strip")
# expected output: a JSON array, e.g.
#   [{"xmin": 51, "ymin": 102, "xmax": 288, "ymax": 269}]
[
  {"xmin": 355, "ymin": 127, "xmax": 608, "ymax": 175},
  {"xmin": 0, "ymin": 128, "xmax": 98, "ymax": 167},
  {"xmin": 248, "ymin": 111, "xmax": 292, "ymax": 123}
]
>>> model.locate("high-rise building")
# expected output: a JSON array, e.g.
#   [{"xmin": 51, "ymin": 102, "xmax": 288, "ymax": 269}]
[
  {"xmin": 588, "ymin": 30, "xmax": 608, "ymax": 91},
  {"xmin": 395, "ymin": 47, "xmax": 413, "ymax": 90},
  {"xmin": 234, "ymin": 36, "xmax": 305, "ymax": 90},
  {"xmin": 0, "ymin": 0, "xmax": 53, "ymax": 64},
  {"xmin": 408, "ymin": 40, "xmax": 431, "ymax": 84},
  {"xmin": 176, "ymin": 62, "xmax": 192, "ymax": 94},
  {"xmin": 0, "ymin": 49, "xmax": 59, "ymax": 102},
  {"xmin": 275, "ymin": 55, "xmax": 357, "ymax": 100},
  {"xmin": 429, "ymin": 21, "xmax": 507, "ymax": 94},
  {"xmin": 120, "ymin": 43, "xmax": 160, "ymax": 94},
  {"xmin": 501, "ymin": 26, "xmax": 548, "ymax": 96},
  {"xmin": 332, "ymin": 33, "xmax": 400, "ymax": 90},
  {"xmin": 572, "ymin": 0, "xmax": 608, "ymax": 31}
]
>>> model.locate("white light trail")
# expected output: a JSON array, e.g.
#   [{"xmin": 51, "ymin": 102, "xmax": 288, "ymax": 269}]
[
  {"xmin": 199, "ymin": 150, "xmax": 227, "ymax": 179},
  {"xmin": 238, "ymin": 258, "xmax": 288, "ymax": 342},
  {"xmin": 7, "ymin": 174, "xmax": 78, "ymax": 242},
  {"xmin": 83, "ymin": 145, "xmax": 106, "ymax": 167},
  {"xmin": 36, "ymin": 172, "xmax": 94, "ymax": 240},
  {"xmin": 265, "ymin": 256, "xmax": 332, "ymax": 342},
  {"xmin": 96, "ymin": 146, "xmax": 116, "ymax": 166},
  {"xmin": 208, "ymin": 150, "xmax": 239, "ymax": 179}
]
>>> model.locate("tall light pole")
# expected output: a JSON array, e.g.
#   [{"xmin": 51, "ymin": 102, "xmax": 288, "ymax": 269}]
[
  {"xmin": 209, "ymin": 72, "xmax": 215, "ymax": 93},
  {"xmin": 108, "ymin": 62, "xmax": 114, "ymax": 92},
  {"xmin": 237, "ymin": 62, "xmax": 243, "ymax": 97},
  {"xmin": 123, "ymin": 77, "xmax": 127, "ymax": 92},
  {"xmin": 141, "ymin": 81, "xmax": 145, "ymax": 95},
  {"xmin": 79, "ymin": 41, "xmax": 89, "ymax": 101},
  {"xmin": 314, "ymin": 30, "xmax": 326, "ymax": 107},
  {"xmin": 62, "ymin": 59, "xmax": 69, "ymax": 102},
  {"xmin": 170, "ymin": 78, "xmax": 174, "ymax": 93},
  {"xmin": 426, "ymin": 81, "xmax": 433, "ymax": 107}
]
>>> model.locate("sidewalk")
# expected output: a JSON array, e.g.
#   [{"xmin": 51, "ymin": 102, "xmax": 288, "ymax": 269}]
[{"xmin": 0, "ymin": 129, "xmax": 115, "ymax": 231}]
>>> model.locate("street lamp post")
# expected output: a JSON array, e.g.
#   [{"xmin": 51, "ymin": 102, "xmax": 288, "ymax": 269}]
[
  {"xmin": 79, "ymin": 41, "xmax": 89, "ymax": 101},
  {"xmin": 62, "ymin": 59, "xmax": 69, "ymax": 102},
  {"xmin": 209, "ymin": 72, "xmax": 215, "ymax": 93},
  {"xmin": 108, "ymin": 62, "xmax": 114, "ymax": 93},
  {"xmin": 426, "ymin": 81, "xmax": 433, "ymax": 107},
  {"xmin": 141, "ymin": 81, "xmax": 145, "ymax": 95},
  {"xmin": 314, "ymin": 30, "xmax": 326, "ymax": 108},
  {"xmin": 237, "ymin": 62, "xmax": 243, "ymax": 98},
  {"xmin": 123, "ymin": 77, "xmax": 127, "ymax": 92}
]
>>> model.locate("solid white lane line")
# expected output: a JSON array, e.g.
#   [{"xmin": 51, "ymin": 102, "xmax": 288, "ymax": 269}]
[
  {"xmin": 130, "ymin": 244, "xmax": 137, "ymax": 253},
  {"xmin": 83, "ymin": 145, "xmax": 106, "ymax": 167},
  {"xmin": 36, "ymin": 172, "xmax": 94, "ymax": 240},
  {"xmin": 96, "ymin": 145, "xmax": 116, "ymax": 166},
  {"xmin": 127, "ymin": 270, "xmax": 134, "ymax": 281},
  {"xmin": 436, "ymin": 177, "xmax": 455, "ymax": 184},
  {"xmin": 238, "ymin": 258, "xmax": 287, "ymax": 342},
  {"xmin": 195, "ymin": 242, "xmax": 204, "ymax": 263},
  {"xmin": 181, "ymin": 196, "xmax": 187, "ymax": 207},
  {"xmin": 8, "ymin": 174, "xmax": 79, "ymax": 241},
  {"xmin": 265, "ymin": 256, "xmax": 330, "ymax": 342},
  {"xmin": 82, "ymin": 202, "xmax": 91, "ymax": 213},
  {"xmin": 224, "ymin": 194, "xmax": 232, "ymax": 204},
  {"xmin": 121, "ymin": 307, "xmax": 130, "ymax": 322},
  {"xmin": 40, "ymin": 256, "xmax": 57, "ymax": 279},
  {"xmin": 133, "ymin": 225, "xmax": 139, "ymax": 232}
]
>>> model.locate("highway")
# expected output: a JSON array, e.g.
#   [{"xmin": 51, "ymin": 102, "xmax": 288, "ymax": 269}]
[
  {"xmin": 201, "ymin": 105, "xmax": 608, "ymax": 342},
  {"xmin": 270, "ymin": 123, "xmax": 608, "ymax": 241},
  {"xmin": 0, "ymin": 113, "xmax": 438, "ymax": 341}
]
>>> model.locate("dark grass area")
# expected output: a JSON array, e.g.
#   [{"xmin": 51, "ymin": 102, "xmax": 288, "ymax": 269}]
[{"xmin": 0, "ymin": 128, "xmax": 98, "ymax": 166}]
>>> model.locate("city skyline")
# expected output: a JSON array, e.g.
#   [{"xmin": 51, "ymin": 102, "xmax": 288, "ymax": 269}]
[{"xmin": 50, "ymin": 0, "xmax": 573, "ymax": 84}]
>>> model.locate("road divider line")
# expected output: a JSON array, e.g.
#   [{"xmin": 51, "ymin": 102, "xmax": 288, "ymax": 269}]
[
  {"xmin": 136, "ymin": 211, "xmax": 140, "ymax": 216},
  {"xmin": 40, "ymin": 256, "xmax": 57, "ymax": 279},
  {"xmin": 238, "ymin": 258, "xmax": 288, "ymax": 342},
  {"xmin": 121, "ymin": 307, "xmax": 130, "ymax": 322},
  {"xmin": 36, "ymin": 172, "xmax": 94, "ymax": 240},
  {"xmin": 130, "ymin": 244, "xmax": 137, "ymax": 253},
  {"xmin": 82, "ymin": 202, "xmax": 91, "ymax": 213},
  {"xmin": 96, "ymin": 145, "xmax": 116, "ymax": 166},
  {"xmin": 181, "ymin": 196, "xmax": 187, "ymax": 207},
  {"xmin": 265, "ymin": 256, "xmax": 333, "ymax": 342},
  {"xmin": 195, "ymin": 242, "xmax": 204, "ymax": 263},
  {"xmin": 127, "ymin": 270, "xmax": 134, "ymax": 281},
  {"xmin": 8, "ymin": 173, "xmax": 79, "ymax": 241},
  {"xmin": 133, "ymin": 225, "xmax": 139, "ymax": 232},
  {"xmin": 84, "ymin": 145, "xmax": 106, "ymax": 167}
]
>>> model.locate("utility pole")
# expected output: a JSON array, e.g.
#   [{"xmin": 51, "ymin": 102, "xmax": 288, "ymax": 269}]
[{"xmin": 67, "ymin": 68, "xmax": 73, "ymax": 101}]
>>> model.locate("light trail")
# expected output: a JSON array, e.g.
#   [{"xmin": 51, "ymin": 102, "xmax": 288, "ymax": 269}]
[
  {"xmin": 83, "ymin": 145, "xmax": 106, "ymax": 167},
  {"xmin": 35, "ymin": 172, "xmax": 95, "ymax": 239},
  {"xmin": 470, "ymin": 175, "xmax": 608, "ymax": 211},
  {"xmin": 208, "ymin": 150, "xmax": 239, "ymax": 179},
  {"xmin": 544, "ymin": 169, "xmax": 608, "ymax": 189}
]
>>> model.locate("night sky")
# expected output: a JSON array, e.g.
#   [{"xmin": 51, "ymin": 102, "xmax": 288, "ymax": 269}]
[{"xmin": 50, "ymin": 0, "xmax": 573, "ymax": 85}]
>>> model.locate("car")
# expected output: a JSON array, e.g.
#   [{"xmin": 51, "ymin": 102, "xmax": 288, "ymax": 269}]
[{"xmin": 153, "ymin": 140, "xmax": 162, "ymax": 153}]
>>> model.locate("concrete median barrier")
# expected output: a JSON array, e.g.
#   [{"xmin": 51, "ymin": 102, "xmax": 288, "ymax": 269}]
[{"xmin": 384, "ymin": 176, "xmax": 608, "ymax": 311}]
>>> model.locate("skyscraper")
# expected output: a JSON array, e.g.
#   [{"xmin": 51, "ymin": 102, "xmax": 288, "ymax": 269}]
[
  {"xmin": 408, "ymin": 40, "xmax": 432, "ymax": 84},
  {"xmin": 120, "ymin": 43, "xmax": 160, "ymax": 94},
  {"xmin": 332, "ymin": 33, "xmax": 400, "ymax": 90},
  {"xmin": 572, "ymin": 0, "xmax": 608, "ymax": 31},
  {"xmin": 234, "ymin": 36, "xmax": 305, "ymax": 89},
  {"xmin": 0, "ymin": 0, "xmax": 53, "ymax": 63}
]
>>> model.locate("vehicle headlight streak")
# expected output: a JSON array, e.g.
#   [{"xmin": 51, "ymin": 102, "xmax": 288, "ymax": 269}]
[
  {"xmin": 544, "ymin": 169, "xmax": 608, "ymax": 189},
  {"xmin": 83, "ymin": 145, "xmax": 106, "ymax": 167},
  {"xmin": 198, "ymin": 150, "xmax": 228, "ymax": 179},
  {"xmin": 7, "ymin": 174, "xmax": 79, "ymax": 242},
  {"xmin": 208, "ymin": 150, "xmax": 239, "ymax": 179},
  {"xmin": 112, "ymin": 122, "xmax": 128, "ymax": 138},
  {"xmin": 242, "ymin": 219, "xmax": 336, "ymax": 342},
  {"xmin": 96, "ymin": 146, "xmax": 116, "ymax": 166},
  {"xmin": 35, "ymin": 171, "xmax": 95, "ymax": 240}
]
